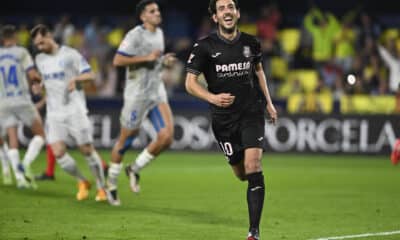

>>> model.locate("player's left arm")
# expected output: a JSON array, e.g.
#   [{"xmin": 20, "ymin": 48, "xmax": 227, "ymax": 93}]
[
  {"xmin": 68, "ymin": 50, "xmax": 95, "ymax": 91},
  {"xmin": 26, "ymin": 68, "xmax": 41, "ymax": 83},
  {"xmin": 68, "ymin": 71, "xmax": 95, "ymax": 92},
  {"xmin": 255, "ymin": 63, "xmax": 277, "ymax": 124},
  {"xmin": 34, "ymin": 95, "xmax": 46, "ymax": 110},
  {"xmin": 21, "ymin": 49, "xmax": 42, "ymax": 84}
]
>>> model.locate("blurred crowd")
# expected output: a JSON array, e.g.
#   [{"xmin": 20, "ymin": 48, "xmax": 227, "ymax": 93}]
[{"xmin": 2, "ymin": 3, "xmax": 400, "ymax": 112}]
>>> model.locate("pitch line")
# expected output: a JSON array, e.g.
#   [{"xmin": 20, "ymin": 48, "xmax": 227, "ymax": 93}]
[{"xmin": 310, "ymin": 230, "xmax": 400, "ymax": 240}]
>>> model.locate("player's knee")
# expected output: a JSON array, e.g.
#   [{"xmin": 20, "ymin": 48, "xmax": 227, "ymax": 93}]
[
  {"xmin": 244, "ymin": 158, "xmax": 262, "ymax": 173},
  {"xmin": 157, "ymin": 130, "xmax": 173, "ymax": 148},
  {"xmin": 82, "ymin": 149, "xmax": 92, "ymax": 156},
  {"xmin": 53, "ymin": 148, "xmax": 66, "ymax": 159},
  {"xmin": 79, "ymin": 144, "xmax": 93, "ymax": 156}
]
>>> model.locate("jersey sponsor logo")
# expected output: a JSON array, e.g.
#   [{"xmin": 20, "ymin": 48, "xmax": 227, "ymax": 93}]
[
  {"xmin": 243, "ymin": 46, "xmax": 251, "ymax": 58},
  {"xmin": 215, "ymin": 61, "xmax": 251, "ymax": 78},
  {"xmin": 43, "ymin": 71, "xmax": 65, "ymax": 81},
  {"xmin": 215, "ymin": 61, "xmax": 251, "ymax": 73},
  {"xmin": 211, "ymin": 52, "xmax": 222, "ymax": 58}
]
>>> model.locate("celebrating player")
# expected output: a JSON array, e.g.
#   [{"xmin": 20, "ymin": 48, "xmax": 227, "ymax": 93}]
[
  {"xmin": 106, "ymin": 0, "xmax": 176, "ymax": 206},
  {"xmin": 31, "ymin": 24, "xmax": 107, "ymax": 201},
  {"xmin": 0, "ymin": 25, "xmax": 46, "ymax": 189},
  {"xmin": 185, "ymin": 0, "xmax": 278, "ymax": 239}
]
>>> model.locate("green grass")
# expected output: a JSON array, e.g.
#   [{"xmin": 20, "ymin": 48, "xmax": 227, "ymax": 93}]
[{"xmin": 1, "ymin": 151, "xmax": 400, "ymax": 240}]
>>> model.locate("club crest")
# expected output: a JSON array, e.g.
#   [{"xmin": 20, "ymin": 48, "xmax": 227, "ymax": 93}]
[{"xmin": 243, "ymin": 46, "xmax": 251, "ymax": 58}]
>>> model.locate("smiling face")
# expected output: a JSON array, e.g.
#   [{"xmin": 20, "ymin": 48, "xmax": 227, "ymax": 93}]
[
  {"xmin": 140, "ymin": 3, "xmax": 162, "ymax": 27},
  {"xmin": 212, "ymin": 0, "xmax": 240, "ymax": 34}
]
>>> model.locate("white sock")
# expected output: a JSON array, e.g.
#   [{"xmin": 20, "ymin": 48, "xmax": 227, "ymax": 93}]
[
  {"xmin": 85, "ymin": 151, "xmax": 105, "ymax": 189},
  {"xmin": 0, "ymin": 144, "xmax": 10, "ymax": 175},
  {"xmin": 107, "ymin": 162, "xmax": 122, "ymax": 189},
  {"xmin": 7, "ymin": 149, "xmax": 24, "ymax": 181},
  {"xmin": 132, "ymin": 148, "xmax": 155, "ymax": 173},
  {"xmin": 23, "ymin": 135, "xmax": 45, "ymax": 167},
  {"xmin": 57, "ymin": 153, "xmax": 85, "ymax": 181}
]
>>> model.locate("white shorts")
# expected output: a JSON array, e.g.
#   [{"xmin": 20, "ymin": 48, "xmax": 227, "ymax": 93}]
[
  {"xmin": 0, "ymin": 102, "xmax": 38, "ymax": 129},
  {"xmin": 120, "ymin": 84, "xmax": 168, "ymax": 130},
  {"xmin": 46, "ymin": 113, "xmax": 93, "ymax": 145}
]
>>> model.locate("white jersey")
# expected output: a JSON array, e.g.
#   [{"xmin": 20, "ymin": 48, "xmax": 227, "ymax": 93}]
[
  {"xmin": 117, "ymin": 25, "xmax": 165, "ymax": 101},
  {"xmin": 0, "ymin": 45, "xmax": 34, "ymax": 107},
  {"xmin": 35, "ymin": 46, "xmax": 91, "ymax": 118}
]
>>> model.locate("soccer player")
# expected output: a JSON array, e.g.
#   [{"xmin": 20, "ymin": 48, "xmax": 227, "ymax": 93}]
[
  {"xmin": 106, "ymin": 0, "xmax": 175, "ymax": 206},
  {"xmin": 31, "ymin": 24, "xmax": 107, "ymax": 201},
  {"xmin": 32, "ymin": 96, "xmax": 108, "ymax": 181},
  {"xmin": 0, "ymin": 25, "xmax": 46, "ymax": 189},
  {"xmin": 185, "ymin": 0, "xmax": 278, "ymax": 239}
]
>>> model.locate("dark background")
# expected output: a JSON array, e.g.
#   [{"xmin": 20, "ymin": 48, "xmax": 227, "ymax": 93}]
[
  {"xmin": 3, "ymin": 0, "xmax": 400, "ymax": 39},
  {"xmin": 0, "ymin": 0, "xmax": 399, "ymax": 16},
  {"xmin": 1, "ymin": 0, "xmax": 397, "ymax": 17}
]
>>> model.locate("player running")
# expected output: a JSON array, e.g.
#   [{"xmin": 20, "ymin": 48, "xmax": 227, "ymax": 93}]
[
  {"xmin": 0, "ymin": 25, "xmax": 46, "ymax": 189},
  {"xmin": 185, "ymin": 0, "xmax": 278, "ymax": 239},
  {"xmin": 31, "ymin": 24, "xmax": 107, "ymax": 201},
  {"xmin": 106, "ymin": 0, "xmax": 176, "ymax": 206}
]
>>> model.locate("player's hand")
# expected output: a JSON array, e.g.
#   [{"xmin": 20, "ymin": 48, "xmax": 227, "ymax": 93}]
[
  {"xmin": 210, "ymin": 93, "xmax": 235, "ymax": 108},
  {"xmin": 31, "ymin": 82, "xmax": 43, "ymax": 95},
  {"xmin": 267, "ymin": 103, "xmax": 278, "ymax": 125},
  {"xmin": 147, "ymin": 50, "xmax": 162, "ymax": 62},
  {"xmin": 68, "ymin": 78, "xmax": 76, "ymax": 92},
  {"xmin": 163, "ymin": 53, "xmax": 177, "ymax": 68}
]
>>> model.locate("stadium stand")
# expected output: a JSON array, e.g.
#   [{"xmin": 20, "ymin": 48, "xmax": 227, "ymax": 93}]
[{"xmin": 1, "ymin": 2, "xmax": 399, "ymax": 114}]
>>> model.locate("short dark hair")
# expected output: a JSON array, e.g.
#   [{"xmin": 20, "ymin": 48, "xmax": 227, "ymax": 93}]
[
  {"xmin": 136, "ymin": 0, "xmax": 157, "ymax": 20},
  {"xmin": 0, "ymin": 25, "xmax": 16, "ymax": 40},
  {"xmin": 208, "ymin": 0, "xmax": 239, "ymax": 15},
  {"xmin": 30, "ymin": 24, "xmax": 51, "ymax": 39}
]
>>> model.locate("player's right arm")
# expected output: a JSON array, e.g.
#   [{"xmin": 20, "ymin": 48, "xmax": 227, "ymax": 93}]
[
  {"xmin": 185, "ymin": 73, "xmax": 235, "ymax": 108},
  {"xmin": 113, "ymin": 29, "xmax": 161, "ymax": 67},
  {"xmin": 185, "ymin": 42, "xmax": 234, "ymax": 108},
  {"xmin": 113, "ymin": 50, "xmax": 161, "ymax": 67}
]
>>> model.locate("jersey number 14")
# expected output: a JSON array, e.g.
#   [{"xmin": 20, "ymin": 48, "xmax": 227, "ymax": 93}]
[{"xmin": 0, "ymin": 65, "xmax": 19, "ymax": 88}]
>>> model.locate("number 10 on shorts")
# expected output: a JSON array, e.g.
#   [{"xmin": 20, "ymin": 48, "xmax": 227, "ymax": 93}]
[{"xmin": 219, "ymin": 141, "xmax": 233, "ymax": 156}]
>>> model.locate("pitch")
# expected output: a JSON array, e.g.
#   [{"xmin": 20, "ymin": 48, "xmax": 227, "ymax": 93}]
[{"xmin": 1, "ymin": 151, "xmax": 399, "ymax": 240}]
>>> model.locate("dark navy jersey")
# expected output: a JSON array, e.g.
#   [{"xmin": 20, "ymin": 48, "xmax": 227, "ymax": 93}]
[{"xmin": 186, "ymin": 31, "xmax": 265, "ymax": 116}]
